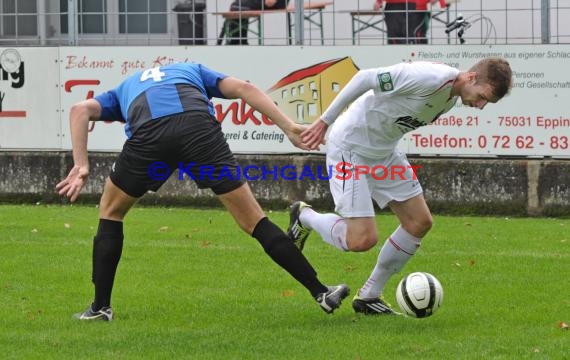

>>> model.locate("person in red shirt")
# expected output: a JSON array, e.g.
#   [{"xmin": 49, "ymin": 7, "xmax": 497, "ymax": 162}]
[
  {"xmin": 374, "ymin": 0, "xmax": 447, "ymax": 44},
  {"xmin": 374, "ymin": 0, "xmax": 417, "ymax": 44}
]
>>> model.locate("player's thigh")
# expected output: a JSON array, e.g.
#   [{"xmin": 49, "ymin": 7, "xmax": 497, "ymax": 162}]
[
  {"xmin": 99, "ymin": 178, "xmax": 138, "ymax": 221},
  {"xmin": 109, "ymin": 118, "xmax": 179, "ymax": 198},
  {"xmin": 326, "ymin": 143, "xmax": 376, "ymax": 218},
  {"xmin": 176, "ymin": 112, "xmax": 245, "ymax": 195},
  {"xmin": 217, "ymin": 182, "xmax": 265, "ymax": 235},
  {"xmin": 369, "ymin": 150, "xmax": 423, "ymax": 210}
]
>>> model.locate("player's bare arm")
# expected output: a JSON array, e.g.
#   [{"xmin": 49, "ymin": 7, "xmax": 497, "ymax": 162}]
[
  {"xmin": 56, "ymin": 99, "xmax": 102, "ymax": 202},
  {"xmin": 301, "ymin": 119, "xmax": 328, "ymax": 150},
  {"xmin": 218, "ymin": 76, "xmax": 313, "ymax": 151}
]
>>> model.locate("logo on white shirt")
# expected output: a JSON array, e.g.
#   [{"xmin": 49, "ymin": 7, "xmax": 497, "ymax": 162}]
[{"xmin": 378, "ymin": 72, "xmax": 394, "ymax": 92}]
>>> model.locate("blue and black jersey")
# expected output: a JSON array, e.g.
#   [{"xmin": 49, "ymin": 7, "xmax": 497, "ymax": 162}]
[{"xmin": 94, "ymin": 63, "xmax": 227, "ymax": 138}]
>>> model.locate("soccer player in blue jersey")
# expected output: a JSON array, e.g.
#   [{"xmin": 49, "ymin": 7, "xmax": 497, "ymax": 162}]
[{"xmin": 56, "ymin": 63, "xmax": 349, "ymax": 321}]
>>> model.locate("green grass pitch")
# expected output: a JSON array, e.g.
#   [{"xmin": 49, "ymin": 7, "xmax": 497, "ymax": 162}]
[{"xmin": 1, "ymin": 204, "xmax": 568, "ymax": 359}]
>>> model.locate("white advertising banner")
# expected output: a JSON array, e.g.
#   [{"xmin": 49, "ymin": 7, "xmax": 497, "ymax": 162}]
[
  {"xmin": 4, "ymin": 44, "xmax": 569, "ymax": 157},
  {"xmin": 404, "ymin": 46, "xmax": 570, "ymax": 157},
  {"xmin": 0, "ymin": 47, "xmax": 60, "ymax": 149}
]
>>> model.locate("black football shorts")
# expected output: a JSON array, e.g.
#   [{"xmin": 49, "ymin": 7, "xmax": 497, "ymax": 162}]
[{"xmin": 110, "ymin": 111, "xmax": 244, "ymax": 197}]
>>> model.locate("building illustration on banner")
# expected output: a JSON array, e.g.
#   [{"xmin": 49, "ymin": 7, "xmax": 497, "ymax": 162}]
[{"xmin": 268, "ymin": 57, "xmax": 359, "ymax": 124}]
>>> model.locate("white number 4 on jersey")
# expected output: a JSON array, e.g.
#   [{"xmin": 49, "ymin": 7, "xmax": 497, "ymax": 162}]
[{"xmin": 140, "ymin": 67, "xmax": 166, "ymax": 82}]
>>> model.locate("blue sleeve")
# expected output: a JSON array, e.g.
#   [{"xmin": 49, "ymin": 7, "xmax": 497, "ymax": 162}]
[
  {"xmin": 198, "ymin": 64, "xmax": 228, "ymax": 99},
  {"xmin": 94, "ymin": 90, "xmax": 125, "ymax": 122}
]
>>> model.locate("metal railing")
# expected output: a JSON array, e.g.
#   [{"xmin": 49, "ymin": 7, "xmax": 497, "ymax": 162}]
[{"xmin": 0, "ymin": 0, "xmax": 567, "ymax": 46}]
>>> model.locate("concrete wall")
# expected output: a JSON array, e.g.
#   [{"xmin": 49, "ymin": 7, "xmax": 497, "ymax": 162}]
[{"xmin": 0, "ymin": 152, "xmax": 569, "ymax": 216}]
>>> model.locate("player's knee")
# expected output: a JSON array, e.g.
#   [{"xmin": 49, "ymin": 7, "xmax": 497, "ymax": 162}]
[
  {"xmin": 418, "ymin": 214, "xmax": 433, "ymax": 234},
  {"xmin": 405, "ymin": 215, "xmax": 433, "ymax": 238},
  {"xmin": 346, "ymin": 233, "xmax": 378, "ymax": 252},
  {"xmin": 98, "ymin": 201, "xmax": 128, "ymax": 221}
]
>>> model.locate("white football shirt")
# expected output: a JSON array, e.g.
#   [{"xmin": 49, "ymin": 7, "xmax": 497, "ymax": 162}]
[{"xmin": 323, "ymin": 62, "xmax": 460, "ymax": 158}]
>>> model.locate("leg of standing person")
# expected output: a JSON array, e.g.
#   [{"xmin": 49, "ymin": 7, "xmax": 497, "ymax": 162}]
[
  {"xmin": 421, "ymin": 11, "xmax": 431, "ymax": 43},
  {"xmin": 217, "ymin": 182, "xmax": 349, "ymax": 313},
  {"xmin": 73, "ymin": 120, "xmax": 166, "ymax": 321},
  {"xmin": 288, "ymin": 142, "xmax": 381, "ymax": 254},
  {"xmin": 411, "ymin": 10, "xmax": 429, "ymax": 43},
  {"xmin": 227, "ymin": 18, "xmax": 250, "ymax": 45},
  {"xmin": 75, "ymin": 112, "xmax": 350, "ymax": 321},
  {"xmin": 178, "ymin": 112, "xmax": 349, "ymax": 314},
  {"xmin": 347, "ymin": 160, "xmax": 432, "ymax": 314},
  {"xmin": 74, "ymin": 178, "xmax": 137, "ymax": 321},
  {"xmin": 383, "ymin": 4, "xmax": 401, "ymax": 44},
  {"xmin": 385, "ymin": 3, "xmax": 413, "ymax": 44},
  {"xmin": 288, "ymin": 205, "xmax": 398, "ymax": 315},
  {"xmin": 288, "ymin": 147, "xmax": 430, "ymax": 315},
  {"xmin": 357, "ymin": 194, "xmax": 432, "ymax": 301},
  {"xmin": 404, "ymin": 1, "xmax": 418, "ymax": 43},
  {"xmin": 227, "ymin": 1, "xmax": 251, "ymax": 45}
]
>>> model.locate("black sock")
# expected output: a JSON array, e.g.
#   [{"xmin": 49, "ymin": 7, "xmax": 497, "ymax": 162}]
[
  {"xmin": 92, "ymin": 219, "xmax": 124, "ymax": 310},
  {"xmin": 252, "ymin": 217, "xmax": 328, "ymax": 298}
]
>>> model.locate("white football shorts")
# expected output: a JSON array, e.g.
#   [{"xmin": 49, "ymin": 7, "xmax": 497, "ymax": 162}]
[{"xmin": 326, "ymin": 141, "xmax": 423, "ymax": 217}]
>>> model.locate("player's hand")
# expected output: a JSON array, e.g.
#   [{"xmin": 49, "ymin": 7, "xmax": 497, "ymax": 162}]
[
  {"xmin": 300, "ymin": 119, "xmax": 328, "ymax": 151},
  {"xmin": 285, "ymin": 123, "xmax": 312, "ymax": 151},
  {"xmin": 56, "ymin": 165, "xmax": 89, "ymax": 202}
]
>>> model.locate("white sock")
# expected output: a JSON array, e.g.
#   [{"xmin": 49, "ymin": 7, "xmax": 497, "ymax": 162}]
[
  {"xmin": 358, "ymin": 226, "xmax": 421, "ymax": 299},
  {"xmin": 300, "ymin": 208, "xmax": 349, "ymax": 251}
]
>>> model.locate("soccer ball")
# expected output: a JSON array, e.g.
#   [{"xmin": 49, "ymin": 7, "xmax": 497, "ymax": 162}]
[{"xmin": 395, "ymin": 272, "xmax": 443, "ymax": 318}]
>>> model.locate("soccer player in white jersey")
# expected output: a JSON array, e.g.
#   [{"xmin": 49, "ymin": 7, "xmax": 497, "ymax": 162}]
[{"xmin": 287, "ymin": 58, "xmax": 512, "ymax": 315}]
